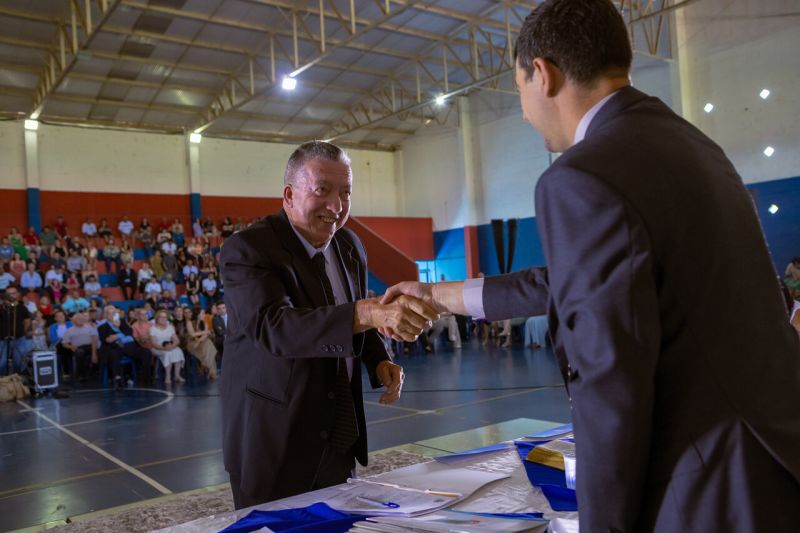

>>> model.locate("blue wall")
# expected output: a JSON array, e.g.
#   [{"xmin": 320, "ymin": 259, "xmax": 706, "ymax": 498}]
[
  {"xmin": 429, "ymin": 175, "xmax": 800, "ymax": 281},
  {"xmin": 432, "ymin": 228, "xmax": 467, "ymax": 282},
  {"xmin": 747, "ymin": 176, "xmax": 800, "ymax": 273}
]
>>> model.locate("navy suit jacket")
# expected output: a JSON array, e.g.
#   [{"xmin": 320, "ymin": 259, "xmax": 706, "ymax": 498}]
[
  {"xmin": 483, "ymin": 86, "xmax": 800, "ymax": 531},
  {"xmin": 219, "ymin": 210, "xmax": 390, "ymax": 505}
]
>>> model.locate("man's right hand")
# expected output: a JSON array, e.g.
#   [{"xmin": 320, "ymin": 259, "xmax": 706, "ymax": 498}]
[{"xmin": 354, "ymin": 296, "xmax": 439, "ymax": 341}]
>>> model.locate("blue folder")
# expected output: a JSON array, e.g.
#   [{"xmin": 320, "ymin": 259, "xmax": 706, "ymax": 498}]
[
  {"xmin": 514, "ymin": 441, "xmax": 578, "ymax": 512},
  {"xmin": 219, "ymin": 502, "xmax": 365, "ymax": 533}
]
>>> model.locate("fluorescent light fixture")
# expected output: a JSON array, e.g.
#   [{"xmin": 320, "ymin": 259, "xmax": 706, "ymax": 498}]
[
  {"xmin": 282, "ymin": 76, "xmax": 297, "ymax": 91},
  {"xmin": 703, "ymin": 103, "xmax": 714, "ymax": 113},
  {"xmin": 24, "ymin": 119, "xmax": 39, "ymax": 131},
  {"xmin": 763, "ymin": 146, "xmax": 775, "ymax": 157},
  {"xmin": 189, "ymin": 132, "xmax": 202, "ymax": 144},
  {"xmin": 768, "ymin": 204, "xmax": 779, "ymax": 214},
  {"xmin": 759, "ymin": 89, "xmax": 770, "ymax": 100},
  {"xmin": 435, "ymin": 94, "xmax": 446, "ymax": 106}
]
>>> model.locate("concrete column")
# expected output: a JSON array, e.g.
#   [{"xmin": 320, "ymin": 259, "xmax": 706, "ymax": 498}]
[
  {"xmin": 24, "ymin": 126, "xmax": 41, "ymax": 232},
  {"xmin": 187, "ymin": 138, "xmax": 202, "ymax": 221},
  {"xmin": 457, "ymin": 96, "xmax": 484, "ymax": 226}
]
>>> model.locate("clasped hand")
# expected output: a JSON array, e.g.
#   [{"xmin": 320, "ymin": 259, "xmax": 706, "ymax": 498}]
[{"xmin": 369, "ymin": 293, "xmax": 438, "ymax": 342}]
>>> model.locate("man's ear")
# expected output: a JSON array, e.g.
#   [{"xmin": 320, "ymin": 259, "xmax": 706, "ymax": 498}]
[
  {"xmin": 283, "ymin": 184, "xmax": 293, "ymax": 208},
  {"xmin": 533, "ymin": 57, "xmax": 563, "ymax": 98}
]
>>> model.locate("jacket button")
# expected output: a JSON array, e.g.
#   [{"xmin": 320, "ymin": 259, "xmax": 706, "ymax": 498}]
[
  {"xmin": 320, "ymin": 430, "xmax": 328, "ymax": 439},
  {"xmin": 322, "ymin": 345, "xmax": 329, "ymax": 352},
  {"xmin": 336, "ymin": 345, "xmax": 343, "ymax": 352},
  {"xmin": 327, "ymin": 392, "xmax": 335, "ymax": 400}
]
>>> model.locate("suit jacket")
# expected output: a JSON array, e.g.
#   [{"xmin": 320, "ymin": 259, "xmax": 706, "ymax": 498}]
[
  {"xmin": 117, "ymin": 268, "xmax": 135, "ymax": 287},
  {"xmin": 211, "ymin": 314, "xmax": 227, "ymax": 339},
  {"xmin": 482, "ymin": 86, "xmax": 800, "ymax": 532},
  {"xmin": 219, "ymin": 209, "xmax": 391, "ymax": 505}
]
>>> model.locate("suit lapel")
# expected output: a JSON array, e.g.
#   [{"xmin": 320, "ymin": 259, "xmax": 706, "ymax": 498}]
[{"xmin": 271, "ymin": 210, "xmax": 328, "ymax": 308}]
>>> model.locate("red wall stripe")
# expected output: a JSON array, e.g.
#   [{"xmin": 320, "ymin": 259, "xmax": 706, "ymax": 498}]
[
  {"xmin": 0, "ymin": 189, "xmax": 28, "ymax": 234},
  {"xmin": 39, "ymin": 191, "xmax": 191, "ymax": 236}
]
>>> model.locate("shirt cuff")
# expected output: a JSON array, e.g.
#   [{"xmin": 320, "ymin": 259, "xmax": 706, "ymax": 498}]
[{"xmin": 462, "ymin": 278, "xmax": 486, "ymax": 319}]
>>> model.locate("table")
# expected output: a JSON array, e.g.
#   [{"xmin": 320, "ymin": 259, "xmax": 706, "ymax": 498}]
[{"xmin": 157, "ymin": 445, "xmax": 579, "ymax": 532}]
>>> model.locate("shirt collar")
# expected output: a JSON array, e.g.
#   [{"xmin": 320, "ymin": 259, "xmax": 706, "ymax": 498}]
[
  {"xmin": 289, "ymin": 223, "xmax": 330, "ymax": 258},
  {"xmin": 573, "ymin": 90, "xmax": 621, "ymax": 145}
]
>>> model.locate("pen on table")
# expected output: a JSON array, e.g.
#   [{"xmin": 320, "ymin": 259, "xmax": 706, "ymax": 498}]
[
  {"xmin": 356, "ymin": 495, "xmax": 400, "ymax": 508},
  {"xmin": 425, "ymin": 489, "xmax": 461, "ymax": 497}
]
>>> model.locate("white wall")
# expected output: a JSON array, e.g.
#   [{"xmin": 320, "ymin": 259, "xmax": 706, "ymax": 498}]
[
  {"xmin": 37, "ymin": 124, "xmax": 189, "ymax": 194},
  {"xmin": 677, "ymin": 0, "xmax": 800, "ymax": 184},
  {"xmin": 0, "ymin": 121, "xmax": 400, "ymax": 215},
  {"xmin": 0, "ymin": 120, "xmax": 26, "ymax": 190}
]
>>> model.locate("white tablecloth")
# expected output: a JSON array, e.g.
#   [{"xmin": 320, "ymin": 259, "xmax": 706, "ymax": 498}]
[{"xmin": 155, "ymin": 447, "xmax": 579, "ymax": 532}]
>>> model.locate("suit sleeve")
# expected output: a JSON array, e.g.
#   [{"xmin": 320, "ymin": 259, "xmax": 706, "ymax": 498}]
[
  {"xmin": 483, "ymin": 268, "xmax": 549, "ymax": 321},
  {"xmin": 220, "ymin": 233, "xmax": 361, "ymax": 360},
  {"xmin": 536, "ymin": 167, "xmax": 660, "ymax": 532}
]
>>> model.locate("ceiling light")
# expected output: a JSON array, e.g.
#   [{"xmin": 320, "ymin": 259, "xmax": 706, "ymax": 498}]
[
  {"xmin": 24, "ymin": 119, "xmax": 39, "ymax": 131},
  {"xmin": 763, "ymin": 146, "xmax": 775, "ymax": 157},
  {"xmin": 768, "ymin": 204, "xmax": 779, "ymax": 215},
  {"xmin": 189, "ymin": 132, "xmax": 202, "ymax": 144},
  {"xmin": 759, "ymin": 89, "xmax": 770, "ymax": 100},
  {"xmin": 435, "ymin": 94, "xmax": 446, "ymax": 106},
  {"xmin": 282, "ymin": 76, "xmax": 297, "ymax": 91},
  {"xmin": 703, "ymin": 103, "xmax": 714, "ymax": 113}
]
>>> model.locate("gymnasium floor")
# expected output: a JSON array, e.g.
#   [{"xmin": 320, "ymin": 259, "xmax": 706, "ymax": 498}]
[{"xmin": 0, "ymin": 341, "xmax": 571, "ymax": 531}]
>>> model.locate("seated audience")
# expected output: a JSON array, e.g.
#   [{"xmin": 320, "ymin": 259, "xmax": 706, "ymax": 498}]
[
  {"xmin": 202, "ymin": 271, "xmax": 220, "ymax": 303},
  {"xmin": 159, "ymin": 290, "xmax": 178, "ymax": 312},
  {"xmin": 8, "ymin": 227, "xmax": 29, "ymax": 261},
  {"xmin": 0, "ymin": 238, "xmax": 14, "ymax": 264},
  {"xmin": 149, "ymin": 310, "xmax": 185, "ymax": 384},
  {"xmin": 149, "ymin": 249, "xmax": 165, "ymax": 280},
  {"xmin": 9, "ymin": 253, "xmax": 26, "ymax": 281},
  {"xmin": 161, "ymin": 272, "xmax": 176, "ymax": 294},
  {"xmin": 103, "ymin": 238, "xmax": 122, "ymax": 273},
  {"xmin": 47, "ymin": 279, "xmax": 66, "ymax": 305},
  {"xmin": 185, "ymin": 272, "xmax": 201, "ymax": 306},
  {"xmin": 98, "ymin": 305, "xmax": 152, "ymax": 388},
  {"xmin": 39, "ymin": 226, "xmax": 57, "ymax": 249},
  {"xmin": 62, "ymin": 291, "xmax": 90, "ymax": 315},
  {"xmin": 131, "ymin": 308, "xmax": 153, "ymax": 351},
  {"xmin": 220, "ymin": 217, "xmax": 234, "ymax": 238},
  {"xmin": 212, "ymin": 302, "xmax": 227, "ymax": 360},
  {"xmin": 20, "ymin": 262, "xmax": 44, "ymax": 296},
  {"xmin": 82, "ymin": 218, "xmax": 97, "ymax": 240},
  {"xmin": 37, "ymin": 295, "xmax": 54, "ymax": 320},
  {"xmin": 30, "ymin": 311, "xmax": 49, "ymax": 352},
  {"xmin": 118, "ymin": 263, "xmax": 137, "ymax": 300},
  {"xmin": 64, "ymin": 272, "xmax": 81, "ymax": 292},
  {"xmin": 185, "ymin": 306, "xmax": 217, "ymax": 380},
  {"xmin": 171, "ymin": 218, "xmax": 185, "ymax": 246},
  {"xmin": 60, "ymin": 311, "xmax": 98, "ymax": 381},
  {"xmin": 137, "ymin": 263, "xmax": 154, "ymax": 294},
  {"xmin": 53, "ymin": 215, "xmax": 69, "ymax": 238},
  {"xmin": 144, "ymin": 278, "xmax": 162, "ymax": 302},
  {"xmin": 120, "ymin": 239, "xmax": 134, "ymax": 266},
  {"xmin": 97, "ymin": 218, "xmax": 113, "ymax": 239},
  {"xmin": 118, "ymin": 215, "xmax": 134, "ymax": 238},
  {"xmin": 0, "ymin": 266, "xmax": 16, "ymax": 294},
  {"xmin": 83, "ymin": 275, "xmax": 104, "ymax": 306}
]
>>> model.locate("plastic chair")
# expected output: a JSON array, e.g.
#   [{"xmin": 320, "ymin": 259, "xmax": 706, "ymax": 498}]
[{"xmin": 101, "ymin": 355, "xmax": 137, "ymax": 387}]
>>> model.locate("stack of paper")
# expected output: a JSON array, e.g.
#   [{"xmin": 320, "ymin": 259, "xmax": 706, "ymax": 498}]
[
  {"xmin": 326, "ymin": 462, "xmax": 509, "ymax": 517},
  {"xmin": 348, "ymin": 511, "xmax": 549, "ymax": 532}
]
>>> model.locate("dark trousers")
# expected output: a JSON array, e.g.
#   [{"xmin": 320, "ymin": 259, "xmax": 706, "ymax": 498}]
[
  {"xmin": 102, "ymin": 342, "xmax": 152, "ymax": 384},
  {"xmin": 229, "ymin": 447, "xmax": 355, "ymax": 510},
  {"xmin": 119, "ymin": 283, "xmax": 135, "ymax": 300}
]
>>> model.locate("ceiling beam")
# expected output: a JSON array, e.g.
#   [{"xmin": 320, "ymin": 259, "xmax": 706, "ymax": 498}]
[{"xmin": 30, "ymin": 0, "xmax": 124, "ymax": 118}]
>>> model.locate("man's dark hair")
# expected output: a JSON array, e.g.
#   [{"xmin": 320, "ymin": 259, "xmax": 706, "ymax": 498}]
[
  {"xmin": 514, "ymin": 0, "xmax": 632, "ymax": 86},
  {"xmin": 284, "ymin": 141, "xmax": 351, "ymax": 185}
]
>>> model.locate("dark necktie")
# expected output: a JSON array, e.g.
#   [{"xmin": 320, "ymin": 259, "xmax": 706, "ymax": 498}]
[{"xmin": 312, "ymin": 252, "xmax": 359, "ymax": 453}]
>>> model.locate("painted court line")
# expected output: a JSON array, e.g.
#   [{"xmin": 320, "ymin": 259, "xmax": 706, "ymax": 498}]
[
  {"xmin": 16, "ymin": 399, "xmax": 173, "ymax": 495},
  {"xmin": 0, "ymin": 388, "xmax": 174, "ymax": 436}
]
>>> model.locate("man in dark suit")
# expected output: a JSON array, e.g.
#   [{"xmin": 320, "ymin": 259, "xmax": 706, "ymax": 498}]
[
  {"xmin": 117, "ymin": 263, "xmax": 136, "ymax": 300},
  {"xmin": 211, "ymin": 302, "xmax": 227, "ymax": 363},
  {"xmin": 97, "ymin": 305, "xmax": 152, "ymax": 388},
  {"xmin": 381, "ymin": 1, "xmax": 800, "ymax": 531},
  {"xmin": 220, "ymin": 141, "xmax": 438, "ymax": 509}
]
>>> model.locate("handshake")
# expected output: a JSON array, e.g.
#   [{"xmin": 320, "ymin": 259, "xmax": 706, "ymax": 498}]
[{"xmin": 353, "ymin": 281, "xmax": 464, "ymax": 342}]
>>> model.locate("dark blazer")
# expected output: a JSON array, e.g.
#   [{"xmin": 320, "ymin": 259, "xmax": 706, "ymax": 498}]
[
  {"xmin": 219, "ymin": 209, "xmax": 391, "ymax": 505},
  {"xmin": 117, "ymin": 268, "xmax": 136, "ymax": 287},
  {"xmin": 211, "ymin": 314, "xmax": 227, "ymax": 339},
  {"xmin": 483, "ymin": 86, "xmax": 800, "ymax": 532}
]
